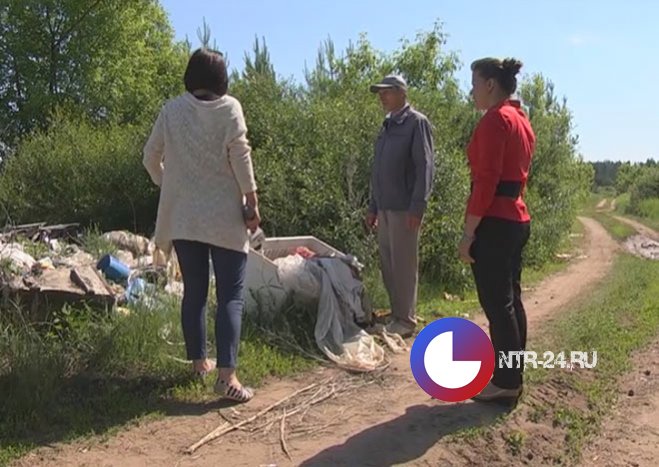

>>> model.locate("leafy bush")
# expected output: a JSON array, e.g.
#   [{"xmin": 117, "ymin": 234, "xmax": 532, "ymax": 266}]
[
  {"xmin": 0, "ymin": 111, "xmax": 158, "ymax": 233},
  {"xmin": 629, "ymin": 167, "xmax": 659, "ymax": 206},
  {"xmin": 519, "ymin": 77, "xmax": 593, "ymax": 266},
  {"xmin": 635, "ymin": 198, "xmax": 659, "ymax": 221},
  {"xmin": 0, "ymin": 24, "xmax": 590, "ymax": 291},
  {"xmin": 628, "ymin": 167, "xmax": 659, "ymax": 218}
]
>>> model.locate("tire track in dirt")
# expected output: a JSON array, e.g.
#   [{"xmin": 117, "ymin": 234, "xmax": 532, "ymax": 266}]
[
  {"xmin": 13, "ymin": 217, "xmax": 619, "ymax": 467},
  {"xmin": 579, "ymin": 337, "xmax": 659, "ymax": 467},
  {"xmin": 578, "ymin": 215, "xmax": 659, "ymax": 467},
  {"xmin": 612, "ymin": 215, "xmax": 659, "ymax": 241}
]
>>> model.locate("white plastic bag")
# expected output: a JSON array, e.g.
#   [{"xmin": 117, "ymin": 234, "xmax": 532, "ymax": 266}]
[
  {"xmin": 272, "ymin": 253, "xmax": 389, "ymax": 372},
  {"xmin": 274, "ymin": 254, "xmax": 321, "ymax": 302},
  {"xmin": 0, "ymin": 243, "xmax": 36, "ymax": 271}
]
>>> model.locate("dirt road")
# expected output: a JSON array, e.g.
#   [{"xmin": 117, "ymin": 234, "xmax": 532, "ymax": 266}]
[
  {"xmin": 578, "ymin": 217, "xmax": 659, "ymax": 467},
  {"xmin": 14, "ymin": 217, "xmax": 620, "ymax": 467},
  {"xmin": 613, "ymin": 215, "xmax": 659, "ymax": 241},
  {"xmin": 579, "ymin": 337, "xmax": 659, "ymax": 467}
]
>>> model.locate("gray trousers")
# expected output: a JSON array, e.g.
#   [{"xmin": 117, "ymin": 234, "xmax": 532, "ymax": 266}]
[{"xmin": 377, "ymin": 210, "xmax": 420, "ymax": 327}]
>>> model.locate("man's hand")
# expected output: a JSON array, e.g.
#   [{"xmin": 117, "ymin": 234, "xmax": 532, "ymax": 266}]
[
  {"xmin": 407, "ymin": 214, "xmax": 422, "ymax": 230},
  {"xmin": 366, "ymin": 212, "xmax": 378, "ymax": 231}
]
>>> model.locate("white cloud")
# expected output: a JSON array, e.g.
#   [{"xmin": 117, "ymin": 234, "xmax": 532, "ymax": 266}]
[{"xmin": 567, "ymin": 33, "xmax": 601, "ymax": 46}]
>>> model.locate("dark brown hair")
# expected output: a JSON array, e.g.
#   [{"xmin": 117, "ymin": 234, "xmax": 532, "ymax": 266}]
[
  {"xmin": 183, "ymin": 48, "xmax": 229, "ymax": 97},
  {"xmin": 471, "ymin": 57, "xmax": 523, "ymax": 95}
]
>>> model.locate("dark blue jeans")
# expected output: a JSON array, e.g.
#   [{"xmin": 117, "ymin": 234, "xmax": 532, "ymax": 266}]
[{"xmin": 172, "ymin": 239, "xmax": 247, "ymax": 369}]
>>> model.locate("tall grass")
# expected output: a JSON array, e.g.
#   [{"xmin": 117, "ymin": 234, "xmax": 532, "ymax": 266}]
[{"xmin": 0, "ymin": 289, "xmax": 318, "ymax": 464}]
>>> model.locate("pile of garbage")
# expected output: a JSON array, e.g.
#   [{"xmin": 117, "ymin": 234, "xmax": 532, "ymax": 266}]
[
  {"xmin": 271, "ymin": 247, "xmax": 406, "ymax": 373},
  {"xmin": 0, "ymin": 223, "xmax": 181, "ymax": 316},
  {"xmin": 1, "ymin": 222, "xmax": 407, "ymax": 373}
]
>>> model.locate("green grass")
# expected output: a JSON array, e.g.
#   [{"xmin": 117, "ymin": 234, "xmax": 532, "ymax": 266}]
[
  {"xmin": 614, "ymin": 192, "xmax": 659, "ymax": 232},
  {"xmin": 614, "ymin": 192, "xmax": 630, "ymax": 214},
  {"xmin": 503, "ymin": 429, "xmax": 526, "ymax": 456},
  {"xmin": 416, "ymin": 216, "xmax": 586, "ymax": 323},
  {"xmin": 0, "ymin": 292, "xmax": 318, "ymax": 465},
  {"xmin": 80, "ymin": 225, "xmax": 119, "ymax": 258},
  {"xmin": 525, "ymin": 253, "xmax": 659, "ymax": 461},
  {"xmin": 445, "ymin": 252, "xmax": 659, "ymax": 462},
  {"xmin": 0, "ymin": 214, "xmax": 589, "ymax": 464},
  {"xmin": 581, "ymin": 195, "xmax": 636, "ymax": 241},
  {"xmin": 592, "ymin": 212, "xmax": 636, "ymax": 240},
  {"xmin": 624, "ymin": 198, "xmax": 659, "ymax": 232},
  {"xmin": 443, "ymin": 197, "xmax": 659, "ymax": 459},
  {"xmin": 636, "ymin": 198, "xmax": 659, "ymax": 227}
]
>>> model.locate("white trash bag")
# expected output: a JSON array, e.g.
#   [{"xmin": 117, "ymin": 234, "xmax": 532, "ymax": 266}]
[{"xmin": 273, "ymin": 253, "xmax": 388, "ymax": 372}]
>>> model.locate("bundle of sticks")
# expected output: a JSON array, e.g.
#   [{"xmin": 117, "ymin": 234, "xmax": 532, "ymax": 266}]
[{"xmin": 184, "ymin": 375, "xmax": 374, "ymax": 459}]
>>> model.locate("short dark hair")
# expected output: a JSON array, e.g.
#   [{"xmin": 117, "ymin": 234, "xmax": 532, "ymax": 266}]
[
  {"xmin": 183, "ymin": 48, "xmax": 229, "ymax": 97},
  {"xmin": 471, "ymin": 57, "xmax": 523, "ymax": 95}
]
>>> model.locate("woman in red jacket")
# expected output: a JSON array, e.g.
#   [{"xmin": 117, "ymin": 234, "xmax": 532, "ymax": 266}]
[{"xmin": 459, "ymin": 57, "xmax": 536, "ymax": 404}]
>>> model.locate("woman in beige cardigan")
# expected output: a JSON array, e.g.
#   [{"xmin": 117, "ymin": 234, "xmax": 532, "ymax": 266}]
[{"xmin": 143, "ymin": 48, "xmax": 260, "ymax": 403}]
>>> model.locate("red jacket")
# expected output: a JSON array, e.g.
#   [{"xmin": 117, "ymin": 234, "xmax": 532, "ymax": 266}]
[{"xmin": 466, "ymin": 100, "xmax": 535, "ymax": 222}]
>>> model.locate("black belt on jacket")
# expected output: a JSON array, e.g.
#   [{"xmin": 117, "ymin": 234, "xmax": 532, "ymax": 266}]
[{"xmin": 470, "ymin": 180, "xmax": 523, "ymax": 198}]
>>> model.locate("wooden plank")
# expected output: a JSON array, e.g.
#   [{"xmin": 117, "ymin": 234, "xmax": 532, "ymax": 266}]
[
  {"xmin": 70, "ymin": 266, "xmax": 115, "ymax": 298},
  {"xmin": 70, "ymin": 268, "xmax": 92, "ymax": 294}
]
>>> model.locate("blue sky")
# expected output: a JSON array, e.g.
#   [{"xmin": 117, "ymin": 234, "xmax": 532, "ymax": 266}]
[{"xmin": 160, "ymin": 0, "xmax": 658, "ymax": 163}]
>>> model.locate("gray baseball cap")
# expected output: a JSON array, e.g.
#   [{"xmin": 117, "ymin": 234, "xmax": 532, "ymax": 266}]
[{"xmin": 369, "ymin": 74, "xmax": 407, "ymax": 93}]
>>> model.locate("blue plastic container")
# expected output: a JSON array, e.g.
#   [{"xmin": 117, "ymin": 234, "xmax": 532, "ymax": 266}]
[{"xmin": 97, "ymin": 254, "xmax": 131, "ymax": 282}]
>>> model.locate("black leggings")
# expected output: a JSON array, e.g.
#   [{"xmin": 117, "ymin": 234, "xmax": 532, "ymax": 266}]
[{"xmin": 470, "ymin": 217, "xmax": 531, "ymax": 389}]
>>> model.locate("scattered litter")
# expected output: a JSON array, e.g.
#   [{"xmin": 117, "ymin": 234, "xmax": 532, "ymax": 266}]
[
  {"xmin": 0, "ymin": 222, "xmax": 81, "ymax": 243},
  {"xmin": 48, "ymin": 239, "xmax": 62, "ymax": 253},
  {"xmin": 102, "ymin": 231, "xmax": 152, "ymax": 257},
  {"xmin": 0, "ymin": 243, "xmax": 36, "ymax": 272},
  {"xmin": 165, "ymin": 281, "xmax": 184, "ymax": 297},
  {"xmin": 623, "ymin": 235, "xmax": 659, "ymax": 261},
  {"xmin": 251, "ymin": 235, "xmax": 388, "ymax": 372},
  {"xmin": 114, "ymin": 250, "xmax": 135, "ymax": 268},
  {"xmin": 32, "ymin": 257, "xmax": 55, "ymax": 272},
  {"xmin": 5, "ymin": 265, "xmax": 116, "ymax": 313},
  {"xmin": 377, "ymin": 330, "xmax": 408, "ymax": 354},
  {"xmin": 277, "ymin": 254, "xmax": 386, "ymax": 372},
  {"xmin": 97, "ymin": 254, "xmax": 131, "ymax": 283},
  {"xmin": 124, "ymin": 277, "xmax": 155, "ymax": 306},
  {"xmin": 294, "ymin": 246, "xmax": 316, "ymax": 259},
  {"xmin": 274, "ymin": 254, "xmax": 321, "ymax": 304},
  {"xmin": 51, "ymin": 245, "xmax": 95, "ymax": 269},
  {"xmin": 443, "ymin": 292, "xmax": 460, "ymax": 301},
  {"xmin": 1, "ymin": 224, "xmax": 183, "ymax": 317}
]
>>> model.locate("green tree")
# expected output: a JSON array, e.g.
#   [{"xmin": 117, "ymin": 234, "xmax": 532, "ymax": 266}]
[
  {"xmin": 520, "ymin": 75, "xmax": 593, "ymax": 266},
  {"xmin": 616, "ymin": 162, "xmax": 643, "ymax": 194},
  {"xmin": 0, "ymin": 111, "xmax": 157, "ymax": 232},
  {"xmin": 629, "ymin": 167, "xmax": 659, "ymax": 213},
  {"xmin": 0, "ymin": 0, "xmax": 188, "ymax": 145},
  {"xmin": 0, "ymin": 19, "xmax": 591, "ymax": 293}
]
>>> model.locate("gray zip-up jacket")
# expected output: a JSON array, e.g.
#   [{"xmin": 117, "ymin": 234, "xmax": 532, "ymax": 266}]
[{"xmin": 368, "ymin": 104, "xmax": 435, "ymax": 217}]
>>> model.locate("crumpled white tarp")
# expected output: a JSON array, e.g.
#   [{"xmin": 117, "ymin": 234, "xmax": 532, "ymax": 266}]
[
  {"xmin": 0, "ymin": 243, "xmax": 36, "ymax": 271},
  {"xmin": 274, "ymin": 254, "xmax": 389, "ymax": 372}
]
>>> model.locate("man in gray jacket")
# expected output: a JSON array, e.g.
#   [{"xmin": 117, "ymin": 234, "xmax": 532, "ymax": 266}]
[{"xmin": 366, "ymin": 74, "xmax": 435, "ymax": 338}]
